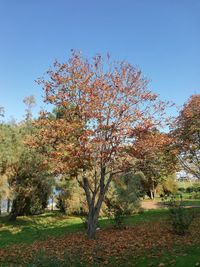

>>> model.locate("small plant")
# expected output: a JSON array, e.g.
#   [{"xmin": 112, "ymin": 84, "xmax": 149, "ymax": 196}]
[
  {"xmin": 168, "ymin": 198, "xmax": 195, "ymax": 235},
  {"xmin": 113, "ymin": 207, "xmax": 124, "ymax": 228},
  {"xmin": 106, "ymin": 204, "xmax": 125, "ymax": 229}
]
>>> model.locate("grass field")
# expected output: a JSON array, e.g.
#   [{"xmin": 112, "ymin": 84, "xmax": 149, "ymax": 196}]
[
  {"xmin": 0, "ymin": 205, "xmax": 200, "ymax": 266},
  {"xmin": 0, "ymin": 209, "xmax": 168, "ymax": 248},
  {"xmin": 134, "ymin": 245, "xmax": 200, "ymax": 267}
]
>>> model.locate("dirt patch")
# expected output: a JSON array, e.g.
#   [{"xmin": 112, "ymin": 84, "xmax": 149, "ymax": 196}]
[{"xmin": 141, "ymin": 200, "xmax": 164, "ymax": 210}]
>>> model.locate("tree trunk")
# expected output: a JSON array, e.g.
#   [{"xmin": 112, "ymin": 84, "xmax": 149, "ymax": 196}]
[
  {"xmin": 154, "ymin": 188, "xmax": 157, "ymax": 199},
  {"xmin": 9, "ymin": 199, "xmax": 17, "ymax": 221},
  {"xmin": 7, "ymin": 198, "xmax": 10, "ymax": 213},
  {"xmin": 51, "ymin": 196, "xmax": 54, "ymax": 211},
  {"xmin": 150, "ymin": 190, "xmax": 154, "ymax": 200},
  {"xmin": 82, "ymin": 170, "xmax": 113, "ymax": 239},
  {"xmin": 150, "ymin": 182, "xmax": 156, "ymax": 199},
  {"xmin": 87, "ymin": 208, "xmax": 99, "ymax": 239}
]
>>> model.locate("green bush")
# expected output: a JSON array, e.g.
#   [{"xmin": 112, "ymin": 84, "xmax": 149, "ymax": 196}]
[
  {"xmin": 185, "ymin": 185, "xmax": 200, "ymax": 194},
  {"xmin": 113, "ymin": 208, "xmax": 124, "ymax": 229},
  {"xmin": 105, "ymin": 198, "xmax": 125, "ymax": 229},
  {"xmin": 186, "ymin": 186, "xmax": 193, "ymax": 193},
  {"xmin": 29, "ymin": 197, "xmax": 44, "ymax": 215},
  {"xmin": 178, "ymin": 187, "xmax": 186, "ymax": 193},
  {"xmin": 169, "ymin": 199, "xmax": 194, "ymax": 235},
  {"xmin": 191, "ymin": 192, "xmax": 200, "ymax": 199}
]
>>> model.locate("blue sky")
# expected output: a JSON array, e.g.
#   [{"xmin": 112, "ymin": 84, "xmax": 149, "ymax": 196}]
[{"xmin": 0, "ymin": 0, "xmax": 199, "ymax": 121}]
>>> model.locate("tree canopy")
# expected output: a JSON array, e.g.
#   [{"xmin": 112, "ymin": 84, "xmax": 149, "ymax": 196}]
[
  {"xmin": 172, "ymin": 94, "xmax": 200, "ymax": 179},
  {"xmin": 31, "ymin": 51, "xmax": 171, "ymax": 238}
]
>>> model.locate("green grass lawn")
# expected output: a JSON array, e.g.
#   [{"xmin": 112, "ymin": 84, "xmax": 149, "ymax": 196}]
[
  {"xmin": 0, "ymin": 204, "xmax": 198, "ymax": 248},
  {"xmin": 0, "ymin": 209, "xmax": 168, "ymax": 248},
  {"xmin": 134, "ymin": 245, "xmax": 200, "ymax": 267},
  {"xmin": 0, "ymin": 212, "xmax": 83, "ymax": 248},
  {"xmin": 181, "ymin": 199, "xmax": 200, "ymax": 206},
  {"xmin": 0, "ymin": 207, "xmax": 200, "ymax": 266}
]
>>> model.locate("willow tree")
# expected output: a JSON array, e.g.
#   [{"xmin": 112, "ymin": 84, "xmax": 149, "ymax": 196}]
[{"xmin": 32, "ymin": 51, "xmax": 169, "ymax": 238}]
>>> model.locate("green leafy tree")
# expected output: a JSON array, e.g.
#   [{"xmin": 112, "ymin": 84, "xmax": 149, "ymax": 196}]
[
  {"xmin": 0, "ymin": 122, "xmax": 23, "ymax": 214},
  {"xmin": 9, "ymin": 149, "xmax": 52, "ymax": 220},
  {"xmin": 105, "ymin": 172, "xmax": 143, "ymax": 228},
  {"xmin": 56, "ymin": 178, "xmax": 74, "ymax": 214},
  {"xmin": 0, "ymin": 97, "xmax": 53, "ymax": 219},
  {"xmin": 157, "ymin": 174, "xmax": 178, "ymax": 197}
]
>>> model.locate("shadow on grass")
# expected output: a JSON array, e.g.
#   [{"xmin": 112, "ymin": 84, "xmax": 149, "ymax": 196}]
[
  {"xmin": 0, "ymin": 212, "xmax": 84, "ymax": 248},
  {"xmin": 1, "ymin": 208, "xmax": 199, "ymax": 249}
]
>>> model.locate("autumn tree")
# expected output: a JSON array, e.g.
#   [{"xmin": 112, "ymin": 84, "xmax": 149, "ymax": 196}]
[
  {"xmin": 32, "ymin": 51, "xmax": 170, "ymax": 238},
  {"xmin": 130, "ymin": 129, "xmax": 177, "ymax": 199},
  {"xmin": 172, "ymin": 94, "xmax": 200, "ymax": 179}
]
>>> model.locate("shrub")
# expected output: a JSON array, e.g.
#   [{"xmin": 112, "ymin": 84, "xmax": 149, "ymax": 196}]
[
  {"xmin": 29, "ymin": 197, "xmax": 44, "ymax": 215},
  {"xmin": 112, "ymin": 207, "xmax": 124, "ymax": 229},
  {"xmin": 105, "ymin": 172, "xmax": 141, "ymax": 215},
  {"xmin": 168, "ymin": 198, "xmax": 195, "ymax": 235},
  {"xmin": 178, "ymin": 187, "xmax": 186, "ymax": 193},
  {"xmin": 185, "ymin": 185, "xmax": 200, "ymax": 194},
  {"xmin": 191, "ymin": 192, "xmax": 200, "ymax": 199},
  {"xmin": 186, "ymin": 186, "xmax": 193, "ymax": 193},
  {"xmin": 106, "ymin": 203, "xmax": 125, "ymax": 229}
]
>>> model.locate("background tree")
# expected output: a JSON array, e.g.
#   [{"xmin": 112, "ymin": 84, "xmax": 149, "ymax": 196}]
[
  {"xmin": 130, "ymin": 129, "xmax": 178, "ymax": 199},
  {"xmin": 55, "ymin": 177, "xmax": 82, "ymax": 214},
  {"xmin": 156, "ymin": 174, "xmax": 178, "ymax": 197},
  {"xmin": 8, "ymin": 96, "xmax": 53, "ymax": 220},
  {"xmin": 9, "ymin": 149, "xmax": 52, "ymax": 220},
  {"xmin": 172, "ymin": 94, "xmax": 200, "ymax": 179},
  {"xmin": 0, "ymin": 122, "xmax": 23, "ymax": 214},
  {"xmin": 23, "ymin": 95, "xmax": 36, "ymax": 121},
  {"xmin": 0, "ymin": 106, "xmax": 4, "ymax": 118},
  {"xmin": 32, "ymin": 51, "xmax": 170, "ymax": 238},
  {"xmin": 0, "ymin": 97, "xmax": 53, "ymax": 219},
  {"xmin": 105, "ymin": 172, "xmax": 143, "ymax": 225}
]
